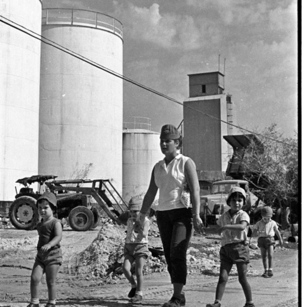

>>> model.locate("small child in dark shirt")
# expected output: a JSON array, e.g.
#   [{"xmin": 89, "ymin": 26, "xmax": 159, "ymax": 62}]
[{"xmin": 27, "ymin": 192, "xmax": 63, "ymax": 307}]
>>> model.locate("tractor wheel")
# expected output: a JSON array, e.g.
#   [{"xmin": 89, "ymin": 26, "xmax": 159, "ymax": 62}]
[
  {"xmin": 68, "ymin": 206, "xmax": 94, "ymax": 231},
  {"xmin": 91, "ymin": 207, "xmax": 100, "ymax": 229},
  {"xmin": 9, "ymin": 196, "xmax": 39, "ymax": 230}
]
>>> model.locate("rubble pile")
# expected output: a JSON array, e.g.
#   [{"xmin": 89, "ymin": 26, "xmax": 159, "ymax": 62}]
[
  {"xmin": 64, "ymin": 219, "xmax": 170, "ymax": 282},
  {"xmin": 63, "ymin": 219, "xmax": 265, "ymax": 282}
]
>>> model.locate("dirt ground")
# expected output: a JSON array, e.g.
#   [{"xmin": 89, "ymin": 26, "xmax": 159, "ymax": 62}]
[{"xmin": 0, "ymin": 221, "xmax": 300, "ymax": 307}]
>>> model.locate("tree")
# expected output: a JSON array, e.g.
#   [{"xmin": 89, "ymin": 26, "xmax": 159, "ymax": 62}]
[{"xmin": 235, "ymin": 124, "xmax": 299, "ymax": 225}]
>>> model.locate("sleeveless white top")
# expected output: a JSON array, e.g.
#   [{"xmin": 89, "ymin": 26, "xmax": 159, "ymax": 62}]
[{"xmin": 154, "ymin": 154, "xmax": 192, "ymax": 211}]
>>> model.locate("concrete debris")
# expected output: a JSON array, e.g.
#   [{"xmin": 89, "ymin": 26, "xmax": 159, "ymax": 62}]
[{"xmin": 62, "ymin": 219, "xmax": 266, "ymax": 282}]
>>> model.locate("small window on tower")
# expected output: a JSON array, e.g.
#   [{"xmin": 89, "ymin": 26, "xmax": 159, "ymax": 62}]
[{"xmin": 202, "ymin": 85, "xmax": 206, "ymax": 93}]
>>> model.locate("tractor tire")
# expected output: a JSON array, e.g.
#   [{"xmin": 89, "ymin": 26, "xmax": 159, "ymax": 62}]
[
  {"xmin": 91, "ymin": 207, "xmax": 100, "ymax": 229},
  {"xmin": 68, "ymin": 206, "xmax": 94, "ymax": 231},
  {"xmin": 9, "ymin": 196, "xmax": 39, "ymax": 230}
]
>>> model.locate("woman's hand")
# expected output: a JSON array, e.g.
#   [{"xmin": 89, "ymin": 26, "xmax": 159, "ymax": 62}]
[
  {"xmin": 193, "ymin": 215, "xmax": 205, "ymax": 234},
  {"xmin": 136, "ymin": 212, "xmax": 146, "ymax": 228}
]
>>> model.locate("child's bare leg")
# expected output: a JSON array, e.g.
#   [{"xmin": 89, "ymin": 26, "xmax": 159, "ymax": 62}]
[
  {"xmin": 30, "ymin": 263, "xmax": 44, "ymax": 302},
  {"xmin": 215, "ymin": 261, "xmax": 232, "ymax": 301},
  {"xmin": 135, "ymin": 256, "xmax": 146, "ymax": 292},
  {"xmin": 123, "ymin": 256, "xmax": 136, "ymax": 286},
  {"xmin": 267, "ymin": 245, "xmax": 274, "ymax": 269},
  {"xmin": 45, "ymin": 264, "xmax": 61, "ymax": 302},
  {"xmin": 260, "ymin": 247, "xmax": 268, "ymax": 270},
  {"xmin": 236, "ymin": 262, "xmax": 253, "ymax": 303}
]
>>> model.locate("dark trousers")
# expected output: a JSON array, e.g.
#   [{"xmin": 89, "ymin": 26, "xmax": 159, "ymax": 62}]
[{"xmin": 156, "ymin": 208, "xmax": 193, "ymax": 285}]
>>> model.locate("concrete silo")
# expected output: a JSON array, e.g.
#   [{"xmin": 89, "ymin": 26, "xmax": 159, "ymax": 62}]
[
  {"xmin": 0, "ymin": 0, "xmax": 42, "ymax": 203},
  {"xmin": 123, "ymin": 128, "xmax": 163, "ymax": 202},
  {"xmin": 39, "ymin": 9, "xmax": 123, "ymax": 192}
]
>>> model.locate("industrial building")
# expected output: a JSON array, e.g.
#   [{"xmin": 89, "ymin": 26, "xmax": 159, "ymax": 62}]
[{"xmin": 183, "ymin": 71, "xmax": 235, "ymax": 193}]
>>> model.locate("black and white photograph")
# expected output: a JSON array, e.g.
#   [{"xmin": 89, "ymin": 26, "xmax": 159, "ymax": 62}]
[{"xmin": 0, "ymin": 1, "xmax": 300, "ymax": 306}]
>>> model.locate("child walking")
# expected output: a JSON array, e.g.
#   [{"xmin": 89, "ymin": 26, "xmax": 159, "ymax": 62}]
[
  {"xmin": 28, "ymin": 192, "xmax": 63, "ymax": 307},
  {"xmin": 206, "ymin": 187, "xmax": 255, "ymax": 307},
  {"xmin": 122, "ymin": 196, "xmax": 150, "ymax": 303},
  {"xmin": 252, "ymin": 206, "xmax": 283, "ymax": 278}
]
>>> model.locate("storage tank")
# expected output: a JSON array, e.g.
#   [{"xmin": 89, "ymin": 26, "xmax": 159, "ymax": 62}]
[
  {"xmin": 0, "ymin": 0, "xmax": 42, "ymax": 203},
  {"xmin": 123, "ymin": 128, "xmax": 163, "ymax": 202},
  {"xmin": 39, "ymin": 9, "xmax": 123, "ymax": 192}
]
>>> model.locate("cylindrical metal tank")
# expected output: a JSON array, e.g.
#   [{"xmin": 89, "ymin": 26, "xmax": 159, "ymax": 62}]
[
  {"xmin": 0, "ymin": 0, "xmax": 42, "ymax": 202},
  {"xmin": 39, "ymin": 9, "xmax": 123, "ymax": 192},
  {"xmin": 123, "ymin": 129, "xmax": 163, "ymax": 202}
]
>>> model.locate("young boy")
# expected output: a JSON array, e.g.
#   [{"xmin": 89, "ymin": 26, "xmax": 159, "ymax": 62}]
[
  {"xmin": 122, "ymin": 196, "xmax": 150, "ymax": 303},
  {"xmin": 252, "ymin": 206, "xmax": 283, "ymax": 278},
  {"xmin": 206, "ymin": 187, "xmax": 255, "ymax": 307},
  {"xmin": 28, "ymin": 192, "xmax": 63, "ymax": 307}
]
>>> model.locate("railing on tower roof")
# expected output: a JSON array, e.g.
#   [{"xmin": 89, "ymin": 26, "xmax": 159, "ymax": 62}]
[{"xmin": 42, "ymin": 8, "xmax": 123, "ymax": 38}]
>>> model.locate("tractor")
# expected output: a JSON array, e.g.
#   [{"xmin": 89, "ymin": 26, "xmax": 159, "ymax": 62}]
[{"xmin": 9, "ymin": 175, "xmax": 128, "ymax": 231}]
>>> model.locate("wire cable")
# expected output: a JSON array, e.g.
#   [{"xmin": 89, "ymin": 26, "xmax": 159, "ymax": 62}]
[{"xmin": 0, "ymin": 15, "xmax": 294, "ymax": 146}]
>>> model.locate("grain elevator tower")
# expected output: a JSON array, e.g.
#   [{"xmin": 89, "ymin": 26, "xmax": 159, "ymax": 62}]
[{"xmin": 183, "ymin": 71, "xmax": 234, "ymax": 183}]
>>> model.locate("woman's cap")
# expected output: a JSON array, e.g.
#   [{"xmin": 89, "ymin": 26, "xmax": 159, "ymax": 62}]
[
  {"xmin": 37, "ymin": 191, "xmax": 57, "ymax": 207},
  {"xmin": 261, "ymin": 206, "xmax": 273, "ymax": 217},
  {"xmin": 128, "ymin": 195, "xmax": 143, "ymax": 211},
  {"xmin": 160, "ymin": 124, "xmax": 181, "ymax": 140},
  {"xmin": 226, "ymin": 187, "xmax": 246, "ymax": 204}
]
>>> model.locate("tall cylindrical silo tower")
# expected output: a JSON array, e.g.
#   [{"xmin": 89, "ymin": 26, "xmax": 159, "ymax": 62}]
[
  {"xmin": 123, "ymin": 128, "xmax": 163, "ymax": 202},
  {"xmin": 0, "ymin": 0, "xmax": 42, "ymax": 203},
  {"xmin": 39, "ymin": 9, "xmax": 123, "ymax": 192}
]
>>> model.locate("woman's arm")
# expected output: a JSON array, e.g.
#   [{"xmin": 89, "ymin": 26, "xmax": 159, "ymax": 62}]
[
  {"xmin": 185, "ymin": 158, "xmax": 204, "ymax": 233},
  {"xmin": 138, "ymin": 169, "xmax": 158, "ymax": 226}
]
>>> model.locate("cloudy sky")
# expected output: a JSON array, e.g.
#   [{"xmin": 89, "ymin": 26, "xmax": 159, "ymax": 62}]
[{"xmin": 42, "ymin": 0, "xmax": 298, "ymax": 138}]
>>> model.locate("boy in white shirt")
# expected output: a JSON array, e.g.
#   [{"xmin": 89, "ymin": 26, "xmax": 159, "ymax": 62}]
[{"xmin": 252, "ymin": 206, "xmax": 283, "ymax": 278}]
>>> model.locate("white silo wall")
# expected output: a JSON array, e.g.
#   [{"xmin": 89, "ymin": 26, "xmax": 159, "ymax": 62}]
[
  {"xmin": 39, "ymin": 9, "xmax": 123, "ymax": 192},
  {"xmin": 0, "ymin": 0, "xmax": 42, "ymax": 202},
  {"xmin": 123, "ymin": 130, "xmax": 163, "ymax": 202}
]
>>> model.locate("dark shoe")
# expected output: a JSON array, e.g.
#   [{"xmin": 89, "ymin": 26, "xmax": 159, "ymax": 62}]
[
  {"xmin": 27, "ymin": 304, "xmax": 39, "ymax": 307},
  {"xmin": 180, "ymin": 292, "xmax": 186, "ymax": 306},
  {"xmin": 206, "ymin": 301, "xmax": 221, "ymax": 307},
  {"xmin": 261, "ymin": 270, "xmax": 269, "ymax": 278},
  {"xmin": 130, "ymin": 293, "xmax": 142, "ymax": 303},
  {"xmin": 162, "ymin": 296, "xmax": 181, "ymax": 307},
  {"xmin": 243, "ymin": 303, "xmax": 255, "ymax": 307},
  {"xmin": 268, "ymin": 270, "xmax": 273, "ymax": 277},
  {"xmin": 128, "ymin": 287, "xmax": 137, "ymax": 298}
]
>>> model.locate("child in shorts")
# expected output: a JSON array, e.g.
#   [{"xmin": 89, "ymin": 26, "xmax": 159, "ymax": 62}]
[
  {"xmin": 252, "ymin": 206, "xmax": 283, "ymax": 278},
  {"xmin": 206, "ymin": 187, "xmax": 255, "ymax": 307},
  {"xmin": 122, "ymin": 195, "xmax": 150, "ymax": 303},
  {"xmin": 27, "ymin": 192, "xmax": 63, "ymax": 307}
]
